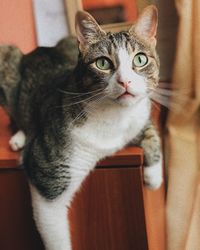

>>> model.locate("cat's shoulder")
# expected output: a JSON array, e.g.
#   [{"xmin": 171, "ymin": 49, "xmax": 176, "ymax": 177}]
[
  {"xmin": 22, "ymin": 46, "xmax": 65, "ymax": 67},
  {"xmin": 21, "ymin": 36, "xmax": 78, "ymax": 72}
]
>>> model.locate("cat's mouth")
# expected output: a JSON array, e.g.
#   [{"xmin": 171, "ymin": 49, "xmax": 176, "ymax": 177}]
[{"xmin": 117, "ymin": 91, "xmax": 136, "ymax": 100}]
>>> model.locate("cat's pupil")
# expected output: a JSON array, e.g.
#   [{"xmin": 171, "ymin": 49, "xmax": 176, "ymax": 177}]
[{"xmin": 101, "ymin": 59, "xmax": 105, "ymax": 66}]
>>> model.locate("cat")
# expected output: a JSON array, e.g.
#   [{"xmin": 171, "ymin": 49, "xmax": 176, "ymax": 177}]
[{"xmin": 0, "ymin": 5, "xmax": 162, "ymax": 250}]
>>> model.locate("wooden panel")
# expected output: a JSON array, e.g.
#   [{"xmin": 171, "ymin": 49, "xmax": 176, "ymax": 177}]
[
  {"xmin": 98, "ymin": 146, "xmax": 143, "ymax": 167},
  {"xmin": 69, "ymin": 166, "xmax": 149, "ymax": 250},
  {"xmin": 0, "ymin": 170, "xmax": 44, "ymax": 250}
]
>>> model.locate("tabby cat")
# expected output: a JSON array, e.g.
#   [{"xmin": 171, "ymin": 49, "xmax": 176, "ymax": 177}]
[{"xmin": 0, "ymin": 5, "xmax": 162, "ymax": 250}]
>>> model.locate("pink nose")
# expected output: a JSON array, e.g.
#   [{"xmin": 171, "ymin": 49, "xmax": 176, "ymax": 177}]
[{"xmin": 117, "ymin": 80, "xmax": 131, "ymax": 89}]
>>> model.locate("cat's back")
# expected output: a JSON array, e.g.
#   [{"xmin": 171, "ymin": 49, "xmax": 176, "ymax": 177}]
[
  {"xmin": 16, "ymin": 37, "xmax": 79, "ymax": 131},
  {"xmin": 21, "ymin": 46, "xmax": 70, "ymax": 85},
  {"xmin": 20, "ymin": 36, "xmax": 78, "ymax": 90}
]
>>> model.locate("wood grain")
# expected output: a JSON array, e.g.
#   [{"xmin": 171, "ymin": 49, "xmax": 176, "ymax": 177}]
[
  {"xmin": 0, "ymin": 170, "xmax": 44, "ymax": 250},
  {"xmin": 69, "ymin": 166, "xmax": 149, "ymax": 250}
]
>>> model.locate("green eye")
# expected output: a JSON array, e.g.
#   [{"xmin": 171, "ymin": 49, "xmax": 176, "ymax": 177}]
[
  {"xmin": 133, "ymin": 53, "xmax": 148, "ymax": 67},
  {"xmin": 96, "ymin": 57, "xmax": 111, "ymax": 70}
]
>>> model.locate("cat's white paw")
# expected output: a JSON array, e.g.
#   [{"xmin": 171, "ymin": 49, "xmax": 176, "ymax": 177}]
[
  {"xmin": 143, "ymin": 159, "xmax": 163, "ymax": 190},
  {"xmin": 9, "ymin": 130, "xmax": 26, "ymax": 151}
]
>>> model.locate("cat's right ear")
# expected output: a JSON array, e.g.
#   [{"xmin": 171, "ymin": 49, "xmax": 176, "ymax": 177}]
[
  {"xmin": 129, "ymin": 5, "xmax": 158, "ymax": 45},
  {"xmin": 75, "ymin": 11, "xmax": 106, "ymax": 51}
]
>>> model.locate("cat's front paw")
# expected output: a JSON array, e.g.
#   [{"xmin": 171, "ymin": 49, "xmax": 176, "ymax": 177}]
[
  {"xmin": 143, "ymin": 160, "xmax": 163, "ymax": 190},
  {"xmin": 9, "ymin": 130, "xmax": 26, "ymax": 151}
]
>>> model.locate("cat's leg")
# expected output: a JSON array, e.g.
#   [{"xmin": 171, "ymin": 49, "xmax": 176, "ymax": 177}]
[
  {"xmin": 9, "ymin": 130, "xmax": 26, "ymax": 151},
  {"xmin": 29, "ymin": 184, "xmax": 72, "ymax": 250},
  {"xmin": 140, "ymin": 121, "xmax": 163, "ymax": 190}
]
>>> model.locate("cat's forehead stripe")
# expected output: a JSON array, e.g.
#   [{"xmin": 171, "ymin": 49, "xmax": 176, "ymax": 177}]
[{"xmin": 108, "ymin": 32, "xmax": 131, "ymax": 49}]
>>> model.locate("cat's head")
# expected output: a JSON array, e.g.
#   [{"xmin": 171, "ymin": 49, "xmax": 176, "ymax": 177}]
[{"xmin": 75, "ymin": 5, "xmax": 159, "ymax": 107}]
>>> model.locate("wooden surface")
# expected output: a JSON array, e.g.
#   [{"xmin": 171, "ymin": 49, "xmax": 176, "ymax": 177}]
[{"xmin": 0, "ymin": 108, "xmax": 19, "ymax": 168}]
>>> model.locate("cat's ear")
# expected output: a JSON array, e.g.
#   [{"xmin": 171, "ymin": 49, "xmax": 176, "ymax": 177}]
[
  {"xmin": 75, "ymin": 11, "xmax": 106, "ymax": 51},
  {"xmin": 129, "ymin": 5, "xmax": 158, "ymax": 45}
]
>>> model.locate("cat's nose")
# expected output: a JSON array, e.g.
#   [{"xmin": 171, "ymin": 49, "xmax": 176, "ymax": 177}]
[{"xmin": 117, "ymin": 80, "xmax": 131, "ymax": 89}]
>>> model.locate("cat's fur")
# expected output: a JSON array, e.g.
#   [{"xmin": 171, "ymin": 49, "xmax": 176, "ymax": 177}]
[{"xmin": 0, "ymin": 6, "xmax": 162, "ymax": 250}]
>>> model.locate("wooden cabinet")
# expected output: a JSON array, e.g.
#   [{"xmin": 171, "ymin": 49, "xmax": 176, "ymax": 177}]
[
  {"xmin": 70, "ymin": 150, "xmax": 166, "ymax": 250},
  {"xmin": 0, "ymin": 108, "xmax": 165, "ymax": 250},
  {"xmin": 70, "ymin": 166, "xmax": 148, "ymax": 250},
  {"xmin": 0, "ymin": 170, "xmax": 44, "ymax": 250}
]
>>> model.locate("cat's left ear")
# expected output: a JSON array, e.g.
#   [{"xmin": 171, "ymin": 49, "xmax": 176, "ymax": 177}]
[
  {"xmin": 129, "ymin": 5, "xmax": 158, "ymax": 45},
  {"xmin": 75, "ymin": 11, "xmax": 106, "ymax": 51}
]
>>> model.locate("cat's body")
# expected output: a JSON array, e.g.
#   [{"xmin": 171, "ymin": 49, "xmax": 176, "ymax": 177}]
[{"xmin": 0, "ymin": 6, "xmax": 162, "ymax": 250}]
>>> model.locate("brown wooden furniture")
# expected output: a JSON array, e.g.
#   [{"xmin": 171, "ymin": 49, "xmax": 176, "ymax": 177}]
[{"xmin": 0, "ymin": 107, "xmax": 165, "ymax": 250}]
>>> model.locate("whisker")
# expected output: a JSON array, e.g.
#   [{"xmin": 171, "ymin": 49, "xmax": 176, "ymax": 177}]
[
  {"xmin": 148, "ymin": 84, "xmax": 191, "ymax": 114},
  {"xmin": 85, "ymin": 94, "xmax": 108, "ymax": 120},
  {"xmin": 158, "ymin": 82, "xmax": 190, "ymax": 92},
  {"xmin": 57, "ymin": 88, "xmax": 106, "ymax": 105},
  {"xmin": 157, "ymin": 82, "xmax": 171, "ymax": 89},
  {"xmin": 148, "ymin": 87, "xmax": 190, "ymax": 117},
  {"xmin": 66, "ymin": 91, "xmax": 104, "ymax": 107},
  {"xmin": 151, "ymin": 100, "xmax": 161, "ymax": 112},
  {"xmin": 150, "ymin": 92, "xmax": 170, "ymax": 107},
  {"xmin": 69, "ymin": 109, "xmax": 88, "ymax": 128},
  {"xmin": 54, "ymin": 88, "xmax": 105, "ymax": 110},
  {"xmin": 152, "ymin": 88, "xmax": 174, "ymax": 97},
  {"xmin": 67, "ymin": 93, "xmax": 108, "ymax": 127},
  {"xmin": 150, "ymin": 92, "xmax": 183, "ymax": 113},
  {"xmin": 57, "ymin": 88, "xmax": 104, "ymax": 97},
  {"xmin": 153, "ymin": 88, "xmax": 190, "ymax": 100},
  {"xmin": 86, "ymin": 94, "xmax": 107, "ymax": 110}
]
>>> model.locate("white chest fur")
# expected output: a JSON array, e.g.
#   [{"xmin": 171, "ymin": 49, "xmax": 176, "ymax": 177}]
[{"xmin": 72, "ymin": 97, "xmax": 150, "ymax": 158}]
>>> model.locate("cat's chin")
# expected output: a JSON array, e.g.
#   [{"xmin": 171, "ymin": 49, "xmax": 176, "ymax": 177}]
[{"xmin": 116, "ymin": 93, "xmax": 138, "ymax": 106}]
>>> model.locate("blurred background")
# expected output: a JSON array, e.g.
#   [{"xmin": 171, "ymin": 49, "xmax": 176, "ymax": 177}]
[{"xmin": 0, "ymin": 0, "xmax": 178, "ymax": 83}]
